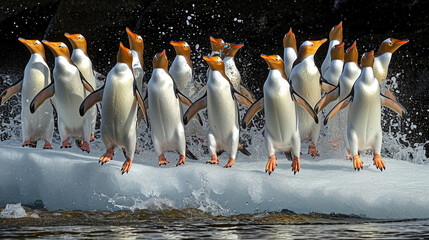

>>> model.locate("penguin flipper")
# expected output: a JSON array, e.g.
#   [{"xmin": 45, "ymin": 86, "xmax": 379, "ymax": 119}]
[
  {"xmin": 30, "ymin": 82, "xmax": 55, "ymax": 113},
  {"xmin": 232, "ymin": 87, "xmax": 253, "ymax": 108},
  {"xmin": 240, "ymin": 84, "xmax": 256, "ymax": 103},
  {"xmin": 79, "ymin": 85, "xmax": 104, "ymax": 116},
  {"xmin": 135, "ymin": 87, "xmax": 149, "ymax": 127},
  {"xmin": 380, "ymin": 93, "xmax": 406, "ymax": 117},
  {"xmin": 291, "ymin": 89, "xmax": 319, "ymax": 124},
  {"xmin": 320, "ymin": 76, "xmax": 337, "ymax": 92},
  {"xmin": 183, "ymin": 92, "xmax": 207, "ymax": 125},
  {"xmin": 242, "ymin": 97, "xmax": 264, "ymax": 128},
  {"xmin": 315, "ymin": 85, "xmax": 340, "ymax": 114},
  {"xmin": 176, "ymin": 89, "xmax": 204, "ymax": 126},
  {"xmin": 324, "ymin": 95, "xmax": 352, "ymax": 125},
  {"xmin": 1, "ymin": 77, "xmax": 23, "ymax": 105},
  {"xmin": 186, "ymin": 148, "xmax": 198, "ymax": 160},
  {"xmin": 79, "ymin": 71, "xmax": 95, "ymax": 92},
  {"xmin": 238, "ymin": 143, "xmax": 251, "ymax": 156}
]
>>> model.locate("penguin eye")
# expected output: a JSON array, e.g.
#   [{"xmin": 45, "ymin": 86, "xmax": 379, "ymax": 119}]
[
  {"xmin": 311, "ymin": 43, "xmax": 315, "ymax": 47},
  {"xmin": 78, "ymin": 36, "xmax": 83, "ymax": 40},
  {"xmin": 137, "ymin": 36, "xmax": 142, "ymax": 40},
  {"xmin": 58, "ymin": 45, "xmax": 62, "ymax": 48},
  {"xmin": 34, "ymin": 42, "xmax": 38, "ymax": 45}
]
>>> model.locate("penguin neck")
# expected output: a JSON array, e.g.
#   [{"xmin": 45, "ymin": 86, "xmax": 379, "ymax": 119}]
[
  {"xmin": 374, "ymin": 53, "xmax": 392, "ymax": 72},
  {"xmin": 131, "ymin": 50, "xmax": 144, "ymax": 69},
  {"xmin": 360, "ymin": 67, "xmax": 375, "ymax": 84},
  {"xmin": 211, "ymin": 69, "xmax": 230, "ymax": 83},
  {"xmin": 131, "ymin": 49, "xmax": 143, "ymax": 69},
  {"xmin": 30, "ymin": 52, "xmax": 47, "ymax": 64},
  {"xmin": 177, "ymin": 53, "xmax": 193, "ymax": 69},
  {"xmin": 55, "ymin": 54, "xmax": 74, "ymax": 65},
  {"xmin": 293, "ymin": 55, "xmax": 315, "ymax": 69}
]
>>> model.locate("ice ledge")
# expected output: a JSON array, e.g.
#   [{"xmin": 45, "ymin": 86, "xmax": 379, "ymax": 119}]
[{"xmin": 0, "ymin": 144, "xmax": 428, "ymax": 219}]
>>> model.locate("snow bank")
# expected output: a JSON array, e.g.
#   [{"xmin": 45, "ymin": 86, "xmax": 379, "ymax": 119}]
[
  {"xmin": 0, "ymin": 143, "xmax": 428, "ymax": 219},
  {"xmin": 0, "ymin": 203, "xmax": 27, "ymax": 218}
]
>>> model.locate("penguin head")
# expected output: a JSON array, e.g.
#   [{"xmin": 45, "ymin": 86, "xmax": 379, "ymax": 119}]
[
  {"xmin": 209, "ymin": 37, "xmax": 226, "ymax": 54},
  {"xmin": 376, "ymin": 38, "xmax": 409, "ymax": 56},
  {"xmin": 330, "ymin": 42, "xmax": 345, "ymax": 61},
  {"xmin": 203, "ymin": 56, "xmax": 225, "ymax": 72},
  {"xmin": 117, "ymin": 42, "xmax": 133, "ymax": 70},
  {"xmin": 298, "ymin": 39, "xmax": 327, "ymax": 58},
  {"xmin": 329, "ymin": 21, "xmax": 343, "ymax": 42},
  {"xmin": 18, "ymin": 38, "xmax": 46, "ymax": 60},
  {"xmin": 222, "ymin": 43, "xmax": 244, "ymax": 58},
  {"xmin": 345, "ymin": 41, "xmax": 359, "ymax": 65},
  {"xmin": 126, "ymin": 27, "xmax": 144, "ymax": 54},
  {"xmin": 170, "ymin": 41, "xmax": 191, "ymax": 56},
  {"xmin": 261, "ymin": 55, "xmax": 284, "ymax": 70},
  {"xmin": 361, "ymin": 51, "xmax": 375, "ymax": 68},
  {"xmin": 42, "ymin": 40, "xmax": 71, "ymax": 59},
  {"xmin": 152, "ymin": 50, "xmax": 168, "ymax": 71},
  {"xmin": 64, "ymin": 33, "xmax": 87, "ymax": 55},
  {"xmin": 283, "ymin": 28, "xmax": 297, "ymax": 53}
]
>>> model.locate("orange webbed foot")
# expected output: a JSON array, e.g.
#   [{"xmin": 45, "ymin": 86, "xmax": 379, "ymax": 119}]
[
  {"xmin": 224, "ymin": 158, "xmax": 235, "ymax": 168},
  {"xmin": 121, "ymin": 158, "xmax": 132, "ymax": 174},
  {"xmin": 99, "ymin": 148, "xmax": 114, "ymax": 165},
  {"xmin": 158, "ymin": 154, "xmax": 169, "ymax": 166},
  {"xmin": 90, "ymin": 133, "xmax": 95, "ymax": 142},
  {"xmin": 373, "ymin": 153, "xmax": 385, "ymax": 171},
  {"xmin": 80, "ymin": 141, "xmax": 90, "ymax": 153},
  {"xmin": 353, "ymin": 155, "xmax": 364, "ymax": 171},
  {"xmin": 206, "ymin": 154, "xmax": 219, "ymax": 164},
  {"xmin": 43, "ymin": 141, "xmax": 53, "ymax": 149},
  {"xmin": 60, "ymin": 140, "xmax": 72, "ymax": 149},
  {"xmin": 291, "ymin": 156, "xmax": 300, "ymax": 175},
  {"xmin": 265, "ymin": 155, "xmax": 277, "ymax": 175},
  {"xmin": 176, "ymin": 154, "xmax": 186, "ymax": 166},
  {"xmin": 308, "ymin": 144, "xmax": 320, "ymax": 157}
]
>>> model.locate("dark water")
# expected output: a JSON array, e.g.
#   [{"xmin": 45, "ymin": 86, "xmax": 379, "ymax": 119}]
[{"xmin": 1, "ymin": 208, "xmax": 429, "ymax": 239}]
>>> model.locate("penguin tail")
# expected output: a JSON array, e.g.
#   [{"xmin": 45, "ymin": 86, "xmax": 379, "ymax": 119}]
[
  {"xmin": 238, "ymin": 143, "xmax": 251, "ymax": 156},
  {"xmin": 186, "ymin": 148, "xmax": 198, "ymax": 160}
]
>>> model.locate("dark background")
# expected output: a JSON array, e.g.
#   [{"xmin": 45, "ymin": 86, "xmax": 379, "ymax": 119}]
[{"xmin": 0, "ymin": 0, "xmax": 428, "ymax": 157}]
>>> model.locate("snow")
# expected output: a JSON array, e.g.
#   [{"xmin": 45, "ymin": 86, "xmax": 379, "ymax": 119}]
[
  {"xmin": 0, "ymin": 143, "xmax": 428, "ymax": 219},
  {"xmin": 0, "ymin": 203, "xmax": 27, "ymax": 218}
]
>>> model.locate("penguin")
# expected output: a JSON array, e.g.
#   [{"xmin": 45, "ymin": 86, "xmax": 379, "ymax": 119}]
[
  {"xmin": 373, "ymin": 38, "xmax": 409, "ymax": 83},
  {"xmin": 183, "ymin": 56, "xmax": 252, "ymax": 168},
  {"xmin": 0, "ymin": 38, "xmax": 54, "ymax": 149},
  {"xmin": 321, "ymin": 21, "xmax": 343, "ymax": 76},
  {"xmin": 222, "ymin": 42, "xmax": 255, "ymax": 102},
  {"xmin": 30, "ymin": 40, "xmax": 94, "ymax": 152},
  {"xmin": 283, "ymin": 28, "xmax": 297, "ymax": 80},
  {"xmin": 148, "ymin": 50, "xmax": 202, "ymax": 166},
  {"xmin": 169, "ymin": 41, "xmax": 196, "ymax": 96},
  {"xmin": 323, "ymin": 51, "xmax": 406, "ymax": 171},
  {"xmin": 289, "ymin": 39, "xmax": 327, "ymax": 156},
  {"xmin": 315, "ymin": 41, "xmax": 361, "ymax": 159},
  {"xmin": 64, "ymin": 33, "xmax": 97, "ymax": 141},
  {"xmin": 206, "ymin": 37, "xmax": 226, "ymax": 79},
  {"xmin": 209, "ymin": 36, "xmax": 226, "ymax": 57},
  {"xmin": 126, "ymin": 27, "xmax": 145, "ymax": 95},
  {"xmin": 222, "ymin": 42, "xmax": 244, "ymax": 91},
  {"xmin": 242, "ymin": 55, "xmax": 318, "ymax": 175},
  {"xmin": 79, "ymin": 43, "xmax": 148, "ymax": 174}
]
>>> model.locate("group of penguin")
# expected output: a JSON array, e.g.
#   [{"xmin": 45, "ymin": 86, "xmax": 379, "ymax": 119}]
[{"xmin": 0, "ymin": 21, "xmax": 409, "ymax": 175}]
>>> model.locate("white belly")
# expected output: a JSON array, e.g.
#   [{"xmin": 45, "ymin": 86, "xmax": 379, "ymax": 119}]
[
  {"xmin": 53, "ymin": 57, "xmax": 88, "ymax": 135},
  {"xmin": 290, "ymin": 58, "xmax": 322, "ymax": 140},
  {"xmin": 101, "ymin": 64, "xmax": 137, "ymax": 147},
  {"xmin": 169, "ymin": 56, "xmax": 192, "ymax": 93},
  {"xmin": 347, "ymin": 75, "xmax": 382, "ymax": 150},
  {"xmin": 21, "ymin": 54, "xmax": 54, "ymax": 141},
  {"xmin": 283, "ymin": 47, "xmax": 297, "ymax": 79},
  {"xmin": 148, "ymin": 69, "xmax": 184, "ymax": 151},
  {"xmin": 224, "ymin": 57, "xmax": 241, "ymax": 90},
  {"xmin": 264, "ymin": 70, "xmax": 298, "ymax": 148},
  {"xmin": 207, "ymin": 71, "xmax": 238, "ymax": 147}
]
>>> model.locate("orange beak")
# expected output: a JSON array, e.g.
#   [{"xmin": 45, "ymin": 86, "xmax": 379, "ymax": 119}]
[
  {"xmin": 64, "ymin": 33, "xmax": 80, "ymax": 39},
  {"xmin": 391, "ymin": 38, "xmax": 409, "ymax": 45},
  {"xmin": 335, "ymin": 21, "xmax": 342, "ymax": 30},
  {"xmin": 126, "ymin": 27, "xmax": 140, "ymax": 40},
  {"xmin": 170, "ymin": 41, "xmax": 184, "ymax": 47},
  {"xmin": 203, "ymin": 56, "xmax": 217, "ymax": 62}
]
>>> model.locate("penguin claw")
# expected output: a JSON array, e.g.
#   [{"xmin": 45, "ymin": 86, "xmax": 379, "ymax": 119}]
[
  {"xmin": 266, "ymin": 155, "xmax": 277, "ymax": 175},
  {"xmin": 121, "ymin": 158, "xmax": 132, "ymax": 174},
  {"xmin": 291, "ymin": 156, "xmax": 300, "ymax": 175},
  {"xmin": 223, "ymin": 158, "xmax": 235, "ymax": 168},
  {"xmin": 99, "ymin": 148, "xmax": 114, "ymax": 165}
]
